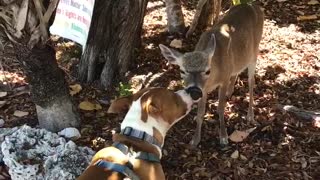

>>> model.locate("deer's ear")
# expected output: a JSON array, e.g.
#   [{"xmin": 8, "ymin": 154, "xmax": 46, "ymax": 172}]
[
  {"xmin": 107, "ymin": 96, "xmax": 132, "ymax": 114},
  {"xmin": 205, "ymin": 34, "xmax": 217, "ymax": 58},
  {"xmin": 159, "ymin": 44, "xmax": 182, "ymax": 65}
]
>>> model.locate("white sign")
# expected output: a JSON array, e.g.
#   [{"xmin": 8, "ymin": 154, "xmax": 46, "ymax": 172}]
[{"xmin": 49, "ymin": 0, "xmax": 95, "ymax": 51}]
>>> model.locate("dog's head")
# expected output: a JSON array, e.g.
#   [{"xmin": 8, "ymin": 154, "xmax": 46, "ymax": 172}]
[
  {"xmin": 108, "ymin": 87, "xmax": 194, "ymax": 124},
  {"xmin": 108, "ymin": 88, "xmax": 194, "ymax": 146}
]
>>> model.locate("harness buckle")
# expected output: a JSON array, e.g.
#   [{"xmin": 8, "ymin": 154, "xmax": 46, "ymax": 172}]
[{"xmin": 123, "ymin": 127, "xmax": 133, "ymax": 136}]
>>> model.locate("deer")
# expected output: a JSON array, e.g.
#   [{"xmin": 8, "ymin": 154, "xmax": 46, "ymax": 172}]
[{"xmin": 159, "ymin": 3, "xmax": 264, "ymax": 147}]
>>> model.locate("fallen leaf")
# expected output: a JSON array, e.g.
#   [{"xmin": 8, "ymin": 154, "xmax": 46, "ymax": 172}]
[
  {"xmin": 240, "ymin": 154, "xmax": 248, "ymax": 161},
  {"xmin": 313, "ymin": 116, "xmax": 320, "ymax": 128},
  {"xmin": 69, "ymin": 84, "xmax": 82, "ymax": 96},
  {"xmin": 0, "ymin": 119, "xmax": 4, "ymax": 127},
  {"xmin": 229, "ymin": 127, "xmax": 256, "ymax": 142},
  {"xmin": 297, "ymin": 15, "xmax": 317, "ymax": 21},
  {"xmin": 0, "ymin": 100, "xmax": 6, "ymax": 105},
  {"xmin": 163, "ymin": 149, "xmax": 168, "ymax": 156},
  {"xmin": 170, "ymin": 39, "xmax": 182, "ymax": 49},
  {"xmin": 308, "ymin": 0, "xmax": 319, "ymax": 5},
  {"xmin": 13, "ymin": 110, "xmax": 29, "ymax": 117},
  {"xmin": 231, "ymin": 150, "xmax": 239, "ymax": 159},
  {"xmin": 300, "ymin": 157, "xmax": 308, "ymax": 169},
  {"xmin": 79, "ymin": 101, "xmax": 102, "ymax": 111},
  {"xmin": 0, "ymin": 92, "xmax": 7, "ymax": 98}
]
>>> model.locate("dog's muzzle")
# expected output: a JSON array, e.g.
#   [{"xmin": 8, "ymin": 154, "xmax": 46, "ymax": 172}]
[{"xmin": 185, "ymin": 86, "xmax": 203, "ymax": 101}]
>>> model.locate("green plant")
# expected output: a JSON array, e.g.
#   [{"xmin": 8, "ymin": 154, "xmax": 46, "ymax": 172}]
[
  {"xmin": 232, "ymin": 0, "xmax": 254, "ymax": 5},
  {"xmin": 118, "ymin": 82, "xmax": 132, "ymax": 97}
]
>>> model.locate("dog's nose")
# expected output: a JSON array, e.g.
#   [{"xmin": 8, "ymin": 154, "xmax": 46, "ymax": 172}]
[{"xmin": 185, "ymin": 86, "xmax": 203, "ymax": 101}]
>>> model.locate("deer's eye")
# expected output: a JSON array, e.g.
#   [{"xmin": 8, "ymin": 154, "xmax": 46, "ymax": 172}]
[
  {"xmin": 180, "ymin": 70, "xmax": 186, "ymax": 74},
  {"xmin": 205, "ymin": 70, "xmax": 211, "ymax": 75}
]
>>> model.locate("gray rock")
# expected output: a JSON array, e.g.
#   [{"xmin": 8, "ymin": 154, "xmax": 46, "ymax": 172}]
[
  {"xmin": 1, "ymin": 125, "xmax": 95, "ymax": 180},
  {"xmin": 0, "ymin": 127, "xmax": 19, "ymax": 161},
  {"xmin": 58, "ymin": 127, "xmax": 81, "ymax": 140}
]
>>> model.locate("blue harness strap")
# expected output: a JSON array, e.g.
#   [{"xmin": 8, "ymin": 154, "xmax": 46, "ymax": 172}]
[
  {"xmin": 121, "ymin": 127, "xmax": 162, "ymax": 148},
  {"xmin": 95, "ymin": 160, "xmax": 140, "ymax": 180},
  {"xmin": 113, "ymin": 142, "xmax": 161, "ymax": 163},
  {"xmin": 91, "ymin": 127, "xmax": 161, "ymax": 179},
  {"xmin": 135, "ymin": 151, "xmax": 160, "ymax": 163}
]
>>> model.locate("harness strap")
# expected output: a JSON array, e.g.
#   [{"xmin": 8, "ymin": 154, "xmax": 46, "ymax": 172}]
[
  {"xmin": 121, "ymin": 127, "xmax": 162, "ymax": 148},
  {"xmin": 113, "ymin": 142, "xmax": 161, "ymax": 163},
  {"xmin": 135, "ymin": 151, "xmax": 160, "ymax": 163},
  {"xmin": 95, "ymin": 160, "xmax": 140, "ymax": 180}
]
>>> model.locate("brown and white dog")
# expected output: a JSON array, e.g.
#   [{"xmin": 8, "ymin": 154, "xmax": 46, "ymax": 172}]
[{"xmin": 78, "ymin": 87, "xmax": 198, "ymax": 180}]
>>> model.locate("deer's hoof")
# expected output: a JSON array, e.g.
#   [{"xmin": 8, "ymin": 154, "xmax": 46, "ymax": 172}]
[
  {"xmin": 220, "ymin": 137, "xmax": 229, "ymax": 146},
  {"xmin": 247, "ymin": 115, "xmax": 259, "ymax": 125},
  {"xmin": 189, "ymin": 136, "xmax": 200, "ymax": 148}
]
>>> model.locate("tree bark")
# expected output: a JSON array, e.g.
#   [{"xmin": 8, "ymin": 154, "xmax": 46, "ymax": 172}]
[
  {"xmin": 0, "ymin": 0, "xmax": 80, "ymax": 132},
  {"xmin": 197, "ymin": 0, "xmax": 215, "ymax": 30},
  {"xmin": 186, "ymin": 0, "xmax": 222, "ymax": 37},
  {"xmin": 14, "ymin": 43, "xmax": 80, "ymax": 132},
  {"xmin": 79, "ymin": 0, "xmax": 148, "ymax": 88},
  {"xmin": 164, "ymin": 0, "xmax": 186, "ymax": 36}
]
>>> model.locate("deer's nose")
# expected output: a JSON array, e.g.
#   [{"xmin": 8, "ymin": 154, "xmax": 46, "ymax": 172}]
[{"xmin": 186, "ymin": 86, "xmax": 203, "ymax": 101}]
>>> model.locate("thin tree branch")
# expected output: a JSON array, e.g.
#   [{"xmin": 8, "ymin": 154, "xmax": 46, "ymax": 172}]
[
  {"xmin": 43, "ymin": 0, "xmax": 59, "ymax": 23},
  {"xmin": 186, "ymin": 0, "xmax": 208, "ymax": 38}
]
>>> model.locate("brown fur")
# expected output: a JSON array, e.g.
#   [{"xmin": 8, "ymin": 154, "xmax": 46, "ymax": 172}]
[
  {"xmin": 79, "ymin": 88, "xmax": 192, "ymax": 180},
  {"xmin": 160, "ymin": 4, "xmax": 264, "ymax": 146},
  {"xmin": 153, "ymin": 127, "xmax": 164, "ymax": 145},
  {"xmin": 139, "ymin": 89, "xmax": 188, "ymax": 125}
]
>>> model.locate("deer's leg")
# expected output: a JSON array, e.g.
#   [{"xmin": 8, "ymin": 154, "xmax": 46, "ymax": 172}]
[
  {"xmin": 247, "ymin": 64, "xmax": 256, "ymax": 123},
  {"xmin": 226, "ymin": 75, "xmax": 238, "ymax": 98},
  {"xmin": 190, "ymin": 93, "xmax": 207, "ymax": 147},
  {"xmin": 218, "ymin": 83, "xmax": 229, "ymax": 145}
]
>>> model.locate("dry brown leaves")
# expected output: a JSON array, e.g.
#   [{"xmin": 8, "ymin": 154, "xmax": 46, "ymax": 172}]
[{"xmin": 1, "ymin": 0, "xmax": 320, "ymax": 179}]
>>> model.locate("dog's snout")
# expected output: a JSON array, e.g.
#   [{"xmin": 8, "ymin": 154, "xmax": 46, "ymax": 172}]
[{"xmin": 186, "ymin": 86, "xmax": 203, "ymax": 101}]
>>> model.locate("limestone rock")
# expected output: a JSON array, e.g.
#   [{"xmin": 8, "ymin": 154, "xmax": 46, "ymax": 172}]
[
  {"xmin": 1, "ymin": 125, "xmax": 94, "ymax": 180},
  {"xmin": 0, "ymin": 127, "xmax": 19, "ymax": 161},
  {"xmin": 58, "ymin": 127, "xmax": 81, "ymax": 140}
]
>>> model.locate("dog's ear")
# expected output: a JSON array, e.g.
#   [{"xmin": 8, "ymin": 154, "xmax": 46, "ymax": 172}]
[
  {"xmin": 146, "ymin": 96, "xmax": 162, "ymax": 114},
  {"xmin": 107, "ymin": 96, "xmax": 132, "ymax": 114},
  {"xmin": 148, "ymin": 102, "xmax": 161, "ymax": 114}
]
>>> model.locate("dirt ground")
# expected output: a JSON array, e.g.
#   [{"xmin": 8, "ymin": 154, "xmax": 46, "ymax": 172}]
[{"xmin": 0, "ymin": 0, "xmax": 320, "ymax": 179}]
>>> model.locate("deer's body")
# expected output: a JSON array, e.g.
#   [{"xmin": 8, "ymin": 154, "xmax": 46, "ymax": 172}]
[{"xmin": 159, "ymin": 4, "xmax": 264, "ymax": 146}]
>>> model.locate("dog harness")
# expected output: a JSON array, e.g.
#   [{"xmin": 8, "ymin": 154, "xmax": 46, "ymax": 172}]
[
  {"xmin": 94, "ymin": 127, "xmax": 161, "ymax": 180},
  {"xmin": 115, "ymin": 126, "xmax": 161, "ymax": 163},
  {"xmin": 94, "ymin": 159, "xmax": 140, "ymax": 180},
  {"xmin": 120, "ymin": 126, "xmax": 162, "ymax": 150}
]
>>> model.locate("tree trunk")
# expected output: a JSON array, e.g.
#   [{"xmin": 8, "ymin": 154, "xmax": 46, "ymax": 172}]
[
  {"xmin": 164, "ymin": 0, "xmax": 186, "ymax": 36},
  {"xmin": 197, "ymin": 0, "xmax": 215, "ymax": 30},
  {"xmin": 186, "ymin": 0, "xmax": 222, "ymax": 37},
  {"xmin": 0, "ymin": 0, "xmax": 80, "ymax": 132},
  {"xmin": 15, "ymin": 43, "xmax": 80, "ymax": 132},
  {"xmin": 79, "ymin": 0, "xmax": 148, "ymax": 88}
]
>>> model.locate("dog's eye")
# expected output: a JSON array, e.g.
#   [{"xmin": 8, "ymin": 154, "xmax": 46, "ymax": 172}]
[
  {"xmin": 205, "ymin": 70, "xmax": 211, "ymax": 75},
  {"xmin": 180, "ymin": 70, "xmax": 186, "ymax": 74}
]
